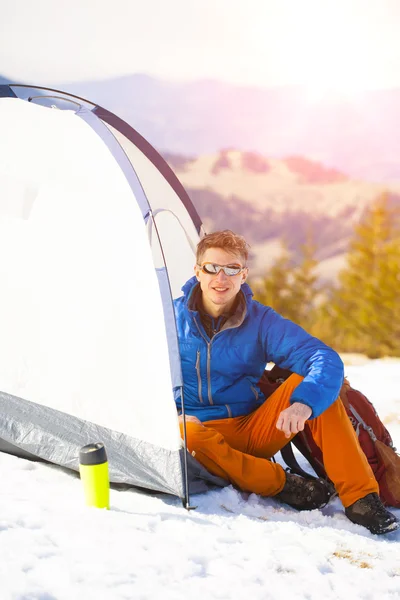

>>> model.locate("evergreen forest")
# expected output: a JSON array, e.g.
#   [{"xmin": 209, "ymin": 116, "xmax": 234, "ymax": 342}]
[{"xmin": 250, "ymin": 194, "xmax": 400, "ymax": 358}]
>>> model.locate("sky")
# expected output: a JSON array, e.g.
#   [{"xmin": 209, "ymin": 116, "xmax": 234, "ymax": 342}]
[
  {"xmin": 2, "ymin": 0, "xmax": 400, "ymax": 94},
  {"xmin": 0, "ymin": 359, "xmax": 399, "ymax": 600}
]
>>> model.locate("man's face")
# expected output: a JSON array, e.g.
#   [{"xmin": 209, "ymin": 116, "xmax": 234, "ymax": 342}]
[{"xmin": 194, "ymin": 247, "xmax": 248, "ymax": 314}]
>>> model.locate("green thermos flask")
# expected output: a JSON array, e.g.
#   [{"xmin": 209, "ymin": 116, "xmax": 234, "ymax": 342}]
[{"xmin": 79, "ymin": 442, "xmax": 110, "ymax": 510}]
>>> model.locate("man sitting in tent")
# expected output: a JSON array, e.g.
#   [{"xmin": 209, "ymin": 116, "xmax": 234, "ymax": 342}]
[{"xmin": 174, "ymin": 230, "xmax": 398, "ymax": 535}]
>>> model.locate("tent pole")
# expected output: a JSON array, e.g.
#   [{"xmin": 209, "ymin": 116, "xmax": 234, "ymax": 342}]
[{"xmin": 180, "ymin": 387, "xmax": 196, "ymax": 510}]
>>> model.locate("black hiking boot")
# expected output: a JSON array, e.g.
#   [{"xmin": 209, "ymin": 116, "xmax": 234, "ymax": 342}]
[
  {"xmin": 345, "ymin": 493, "xmax": 399, "ymax": 535},
  {"xmin": 274, "ymin": 472, "xmax": 335, "ymax": 511}
]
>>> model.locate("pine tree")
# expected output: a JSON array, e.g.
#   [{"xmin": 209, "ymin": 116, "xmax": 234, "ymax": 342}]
[
  {"xmin": 331, "ymin": 193, "xmax": 400, "ymax": 357},
  {"xmin": 251, "ymin": 238, "xmax": 320, "ymax": 330},
  {"xmin": 287, "ymin": 238, "xmax": 319, "ymax": 332},
  {"xmin": 252, "ymin": 242, "xmax": 293, "ymax": 316}
]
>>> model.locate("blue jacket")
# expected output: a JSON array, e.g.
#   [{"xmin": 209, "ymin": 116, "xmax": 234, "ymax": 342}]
[{"xmin": 174, "ymin": 277, "xmax": 344, "ymax": 422}]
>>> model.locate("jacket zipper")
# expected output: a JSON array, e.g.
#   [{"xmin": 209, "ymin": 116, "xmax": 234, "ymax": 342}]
[
  {"xmin": 207, "ymin": 344, "xmax": 213, "ymax": 405},
  {"xmin": 194, "ymin": 315, "xmax": 246, "ymax": 409},
  {"xmin": 195, "ymin": 350, "xmax": 204, "ymax": 403},
  {"xmin": 194, "ymin": 319, "xmax": 214, "ymax": 405}
]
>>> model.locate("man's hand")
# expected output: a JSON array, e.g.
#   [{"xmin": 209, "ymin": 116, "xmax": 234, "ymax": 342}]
[
  {"xmin": 178, "ymin": 415, "xmax": 204, "ymax": 426},
  {"xmin": 276, "ymin": 402, "xmax": 312, "ymax": 438}
]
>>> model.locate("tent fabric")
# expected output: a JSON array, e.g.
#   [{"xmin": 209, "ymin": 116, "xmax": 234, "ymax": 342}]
[
  {"xmin": 103, "ymin": 119, "xmax": 203, "ymax": 299},
  {"xmin": 93, "ymin": 104, "xmax": 203, "ymax": 235},
  {"xmin": 75, "ymin": 104, "xmax": 184, "ymax": 387},
  {"xmin": 155, "ymin": 268, "xmax": 182, "ymax": 389},
  {"xmin": 0, "ymin": 85, "xmax": 225, "ymax": 501},
  {"xmin": 76, "ymin": 106, "xmax": 150, "ymax": 217},
  {"xmin": 0, "ymin": 97, "xmax": 179, "ymax": 448},
  {"xmin": 0, "ymin": 390, "xmax": 185, "ymax": 496}
]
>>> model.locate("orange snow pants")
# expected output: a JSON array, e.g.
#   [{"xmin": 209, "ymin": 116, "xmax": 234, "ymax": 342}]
[{"xmin": 180, "ymin": 374, "xmax": 378, "ymax": 507}]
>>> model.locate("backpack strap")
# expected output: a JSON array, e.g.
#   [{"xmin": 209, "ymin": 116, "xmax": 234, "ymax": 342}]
[
  {"xmin": 280, "ymin": 441, "xmax": 319, "ymax": 480},
  {"xmin": 347, "ymin": 403, "xmax": 378, "ymax": 442}
]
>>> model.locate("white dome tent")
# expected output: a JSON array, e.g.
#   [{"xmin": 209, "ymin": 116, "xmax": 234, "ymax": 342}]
[{"xmin": 0, "ymin": 84, "xmax": 226, "ymax": 506}]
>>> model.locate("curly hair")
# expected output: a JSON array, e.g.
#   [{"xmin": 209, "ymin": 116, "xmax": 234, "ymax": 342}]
[{"xmin": 196, "ymin": 230, "xmax": 250, "ymax": 264}]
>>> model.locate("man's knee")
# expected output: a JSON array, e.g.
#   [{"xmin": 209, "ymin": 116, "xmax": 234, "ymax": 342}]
[
  {"xmin": 180, "ymin": 421, "xmax": 224, "ymax": 454},
  {"xmin": 179, "ymin": 420, "xmax": 208, "ymax": 442}
]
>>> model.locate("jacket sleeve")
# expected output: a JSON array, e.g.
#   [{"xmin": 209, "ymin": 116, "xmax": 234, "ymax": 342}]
[{"xmin": 259, "ymin": 307, "xmax": 344, "ymax": 418}]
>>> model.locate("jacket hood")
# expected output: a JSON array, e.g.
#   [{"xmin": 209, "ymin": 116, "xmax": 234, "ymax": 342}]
[{"xmin": 181, "ymin": 276, "xmax": 254, "ymax": 306}]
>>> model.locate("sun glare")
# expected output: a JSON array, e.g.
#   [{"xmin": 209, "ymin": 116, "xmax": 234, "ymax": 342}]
[
  {"xmin": 304, "ymin": 70, "xmax": 369, "ymax": 103},
  {"xmin": 298, "ymin": 38, "xmax": 372, "ymax": 103},
  {"xmin": 258, "ymin": 2, "xmax": 382, "ymax": 101}
]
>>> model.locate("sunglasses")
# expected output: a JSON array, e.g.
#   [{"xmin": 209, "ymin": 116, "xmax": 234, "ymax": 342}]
[{"xmin": 198, "ymin": 262, "xmax": 246, "ymax": 276}]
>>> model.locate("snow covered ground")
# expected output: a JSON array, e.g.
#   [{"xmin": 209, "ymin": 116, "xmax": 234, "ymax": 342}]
[{"xmin": 0, "ymin": 358, "xmax": 399, "ymax": 600}]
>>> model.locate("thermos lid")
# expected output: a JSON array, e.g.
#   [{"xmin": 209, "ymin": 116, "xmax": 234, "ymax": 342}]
[{"xmin": 79, "ymin": 442, "xmax": 107, "ymax": 465}]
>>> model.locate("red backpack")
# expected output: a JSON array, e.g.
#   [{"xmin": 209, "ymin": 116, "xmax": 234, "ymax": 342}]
[{"xmin": 258, "ymin": 370, "xmax": 400, "ymax": 508}]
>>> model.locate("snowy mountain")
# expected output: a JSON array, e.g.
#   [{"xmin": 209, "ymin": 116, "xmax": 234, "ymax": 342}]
[
  {"xmin": 59, "ymin": 73, "xmax": 400, "ymax": 281},
  {"xmin": 63, "ymin": 74, "xmax": 400, "ymax": 184},
  {"xmin": 165, "ymin": 149, "xmax": 400, "ymax": 280}
]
